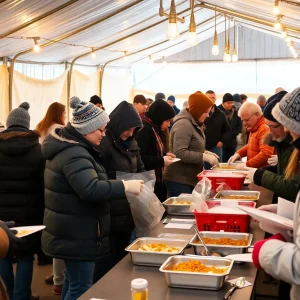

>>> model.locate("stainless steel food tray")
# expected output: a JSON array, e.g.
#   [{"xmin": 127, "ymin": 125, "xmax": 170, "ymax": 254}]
[
  {"xmin": 189, "ymin": 232, "xmax": 253, "ymax": 256},
  {"xmin": 159, "ymin": 255, "xmax": 233, "ymax": 290},
  {"xmin": 125, "ymin": 237, "xmax": 189, "ymax": 266},
  {"xmin": 211, "ymin": 163, "xmax": 240, "ymax": 171},
  {"xmin": 213, "ymin": 190, "xmax": 260, "ymax": 201},
  {"xmin": 162, "ymin": 197, "xmax": 195, "ymax": 216}
]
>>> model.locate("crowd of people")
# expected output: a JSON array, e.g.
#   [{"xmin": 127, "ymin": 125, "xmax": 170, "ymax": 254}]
[{"xmin": 0, "ymin": 87, "xmax": 299, "ymax": 300}]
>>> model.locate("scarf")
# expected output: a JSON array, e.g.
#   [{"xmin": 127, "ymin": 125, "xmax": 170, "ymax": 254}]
[
  {"xmin": 141, "ymin": 113, "xmax": 164, "ymax": 182},
  {"xmin": 223, "ymin": 106, "xmax": 235, "ymax": 122}
]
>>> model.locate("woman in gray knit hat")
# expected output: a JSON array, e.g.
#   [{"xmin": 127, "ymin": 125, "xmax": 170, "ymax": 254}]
[
  {"xmin": 41, "ymin": 97, "xmax": 143, "ymax": 300},
  {"xmin": 251, "ymin": 87, "xmax": 300, "ymax": 300}
]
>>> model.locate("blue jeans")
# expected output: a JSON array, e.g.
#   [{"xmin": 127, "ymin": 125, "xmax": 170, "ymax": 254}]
[
  {"xmin": 165, "ymin": 180, "xmax": 194, "ymax": 198},
  {"xmin": 0, "ymin": 254, "xmax": 34, "ymax": 300},
  {"xmin": 62, "ymin": 260, "xmax": 95, "ymax": 300},
  {"xmin": 204, "ymin": 146, "xmax": 223, "ymax": 169}
]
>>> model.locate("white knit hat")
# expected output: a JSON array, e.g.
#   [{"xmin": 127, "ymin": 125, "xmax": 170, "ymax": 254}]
[
  {"xmin": 70, "ymin": 96, "xmax": 109, "ymax": 135},
  {"xmin": 272, "ymin": 87, "xmax": 300, "ymax": 135}
]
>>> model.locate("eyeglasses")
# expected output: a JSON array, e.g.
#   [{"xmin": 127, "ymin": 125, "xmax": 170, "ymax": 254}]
[
  {"xmin": 266, "ymin": 123, "xmax": 282, "ymax": 129},
  {"xmin": 242, "ymin": 114, "xmax": 256, "ymax": 123}
]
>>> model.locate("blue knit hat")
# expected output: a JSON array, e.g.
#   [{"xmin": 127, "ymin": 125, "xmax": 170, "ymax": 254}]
[
  {"xmin": 70, "ymin": 96, "xmax": 109, "ymax": 135},
  {"xmin": 167, "ymin": 95, "xmax": 176, "ymax": 103}
]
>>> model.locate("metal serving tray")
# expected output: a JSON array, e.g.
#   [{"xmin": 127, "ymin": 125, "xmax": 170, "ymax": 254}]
[
  {"xmin": 162, "ymin": 197, "xmax": 195, "ymax": 216},
  {"xmin": 159, "ymin": 255, "xmax": 233, "ymax": 290},
  {"xmin": 211, "ymin": 163, "xmax": 240, "ymax": 171},
  {"xmin": 125, "ymin": 238, "xmax": 189, "ymax": 267},
  {"xmin": 189, "ymin": 232, "xmax": 253, "ymax": 256},
  {"xmin": 213, "ymin": 190, "xmax": 260, "ymax": 201}
]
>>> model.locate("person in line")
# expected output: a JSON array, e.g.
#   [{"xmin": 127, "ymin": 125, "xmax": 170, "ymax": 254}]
[
  {"xmin": 252, "ymin": 87, "xmax": 300, "ymax": 300},
  {"xmin": 240, "ymin": 94, "xmax": 248, "ymax": 104},
  {"xmin": 135, "ymin": 99, "xmax": 176, "ymax": 202},
  {"xmin": 228, "ymin": 102, "xmax": 274, "ymax": 168},
  {"xmin": 36, "ymin": 102, "xmax": 66, "ymax": 143},
  {"xmin": 155, "ymin": 92, "xmax": 165, "ymax": 101},
  {"xmin": 166, "ymin": 95, "xmax": 180, "ymax": 115},
  {"xmin": 41, "ymin": 97, "xmax": 143, "ymax": 300},
  {"xmin": 36, "ymin": 103, "xmax": 67, "ymax": 294},
  {"xmin": 90, "ymin": 95, "xmax": 105, "ymax": 110},
  {"xmin": 244, "ymin": 92, "xmax": 300, "ymax": 202},
  {"xmin": 146, "ymin": 98, "xmax": 153, "ymax": 109},
  {"xmin": 257, "ymin": 95, "xmax": 267, "ymax": 111},
  {"xmin": 218, "ymin": 93, "xmax": 242, "ymax": 162},
  {"xmin": 182, "ymin": 101, "xmax": 189, "ymax": 109},
  {"xmin": 0, "ymin": 103, "xmax": 45, "ymax": 300},
  {"xmin": 233, "ymin": 93, "xmax": 242, "ymax": 110},
  {"xmin": 133, "ymin": 94, "xmax": 148, "ymax": 116},
  {"xmin": 165, "ymin": 91, "xmax": 218, "ymax": 197},
  {"xmin": 204, "ymin": 90, "xmax": 230, "ymax": 166},
  {"xmin": 265, "ymin": 89, "xmax": 287, "ymax": 107},
  {"xmin": 95, "ymin": 101, "xmax": 144, "ymax": 282},
  {"xmin": 275, "ymin": 87, "xmax": 284, "ymax": 94}
]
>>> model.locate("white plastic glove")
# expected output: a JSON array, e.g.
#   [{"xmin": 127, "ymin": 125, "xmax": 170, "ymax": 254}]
[
  {"xmin": 204, "ymin": 150, "xmax": 219, "ymax": 160},
  {"xmin": 268, "ymin": 155, "xmax": 278, "ymax": 166},
  {"xmin": 258, "ymin": 204, "xmax": 278, "ymax": 214},
  {"xmin": 163, "ymin": 156, "xmax": 176, "ymax": 167},
  {"xmin": 122, "ymin": 180, "xmax": 144, "ymax": 195},
  {"xmin": 203, "ymin": 153, "xmax": 219, "ymax": 166},
  {"xmin": 228, "ymin": 153, "xmax": 241, "ymax": 164},
  {"xmin": 244, "ymin": 167, "xmax": 257, "ymax": 183}
]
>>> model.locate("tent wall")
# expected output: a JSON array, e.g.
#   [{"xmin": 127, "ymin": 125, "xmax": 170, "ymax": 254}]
[{"xmin": 0, "ymin": 65, "xmax": 9, "ymax": 125}]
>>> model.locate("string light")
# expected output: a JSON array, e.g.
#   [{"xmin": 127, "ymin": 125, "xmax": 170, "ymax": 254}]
[
  {"xmin": 187, "ymin": 0, "xmax": 199, "ymax": 46},
  {"xmin": 286, "ymin": 36, "xmax": 292, "ymax": 43},
  {"xmin": 231, "ymin": 21, "xmax": 238, "ymax": 63},
  {"xmin": 124, "ymin": 51, "xmax": 128, "ymax": 62},
  {"xmin": 211, "ymin": 6, "xmax": 219, "ymax": 56},
  {"xmin": 274, "ymin": 15, "xmax": 283, "ymax": 30},
  {"xmin": 167, "ymin": 0, "xmax": 180, "ymax": 40},
  {"xmin": 273, "ymin": 0, "xmax": 280, "ymax": 15},
  {"xmin": 281, "ymin": 27, "xmax": 287, "ymax": 39},
  {"xmin": 33, "ymin": 38, "xmax": 40, "ymax": 52},
  {"xmin": 91, "ymin": 48, "xmax": 96, "ymax": 59}
]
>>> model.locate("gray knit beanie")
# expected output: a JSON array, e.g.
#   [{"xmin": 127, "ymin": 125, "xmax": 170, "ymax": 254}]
[
  {"xmin": 272, "ymin": 87, "xmax": 300, "ymax": 135},
  {"xmin": 70, "ymin": 96, "xmax": 109, "ymax": 135},
  {"xmin": 6, "ymin": 102, "xmax": 30, "ymax": 129}
]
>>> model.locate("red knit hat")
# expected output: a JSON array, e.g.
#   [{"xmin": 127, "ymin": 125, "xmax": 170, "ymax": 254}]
[{"xmin": 188, "ymin": 91, "xmax": 213, "ymax": 121}]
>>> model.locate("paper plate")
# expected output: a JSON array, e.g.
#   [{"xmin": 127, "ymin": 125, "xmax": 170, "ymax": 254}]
[
  {"xmin": 225, "ymin": 253, "xmax": 252, "ymax": 263},
  {"xmin": 11, "ymin": 225, "xmax": 46, "ymax": 238},
  {"xmin": 237, "ymin": 206, "xmax": 293, "ymax": 231},
  {"xmin": 171, "ymin": 158, "xmax": 181, "ymax": 162}
]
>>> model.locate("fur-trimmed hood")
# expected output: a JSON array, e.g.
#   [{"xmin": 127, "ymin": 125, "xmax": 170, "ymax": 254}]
[{"xmin": 0, "ymin": 127, "xmax": 40, "ymax": 155}]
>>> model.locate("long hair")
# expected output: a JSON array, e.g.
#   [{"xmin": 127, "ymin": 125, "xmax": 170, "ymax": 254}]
[
  {"xmin": 285, "ymin": 148, "xmax": 300, "ymax": 178},
  {"xmin": 36, "ymin": 102, "xmax": 65, "ymax": 135}
]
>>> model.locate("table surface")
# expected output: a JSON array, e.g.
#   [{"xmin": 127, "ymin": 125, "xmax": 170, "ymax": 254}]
[{"xmin": 79, "ymin": 184, "xmax": 274, "ymax": 300}]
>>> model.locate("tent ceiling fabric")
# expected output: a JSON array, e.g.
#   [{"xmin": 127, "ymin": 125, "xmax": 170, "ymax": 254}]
[{"xmin": 0, "ymin": 0, "xmax": 299, "ymax": 65}]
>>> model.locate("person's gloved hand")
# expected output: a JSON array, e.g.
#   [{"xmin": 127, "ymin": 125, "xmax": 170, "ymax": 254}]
[
  {"xmin": 122, "ymin": 180, "xmax": 144, "ymax": 195},
  {"xmin": 252, "ymin": 233, "xmax": 286, "ymax": 269},
  {"xmin": 267, "ymin": 155, "xmax": 278, "ymax": 166},
  {"xmin": 258, "ymin": 204, "xmax": 278, "ymax": 214},
  {"xmin": 228, "ymin": 153, "xmax": 241, "ymax": 164},
  {"xmin": 244, "ymin": 167, "xmax": 257, "ymax": 182},
  {"xmin": 203, "ymin": 153, "xmax": 219, "ymax": 166},
  {"xmin": 204, "ymin": 150, "xmax": 219, "ymax": 160},
  {"xmin": 0, "ymin": 221, "xmax": 25, "ymax": 258},
  {"xmin": 163, "ymin": 156, "xmax": 176, "ymax": 167}
]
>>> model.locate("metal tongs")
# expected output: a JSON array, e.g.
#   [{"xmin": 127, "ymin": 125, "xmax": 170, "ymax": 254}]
[{"xmin": 194, "ymin": 227, "xmax": 212, "ymax": 256}]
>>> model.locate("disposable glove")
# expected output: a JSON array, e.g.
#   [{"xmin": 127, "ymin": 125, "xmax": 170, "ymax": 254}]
[
  {"xmin": 203, "ymin": 153, "xmax": 219, "ymax": 166},
  {"xmin": 204, "ymin": 150, "xmax": 219, "ymax": 159},
  {"xmin": 122, "ymin": 180, "xmax": 144, "ymax": 195}
]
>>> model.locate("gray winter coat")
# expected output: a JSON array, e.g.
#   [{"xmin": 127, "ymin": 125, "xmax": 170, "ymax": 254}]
[
  {"xmin": 165, "ymin": 109, "xmax": 205, "ymax": 187},
  {"xmin": 259, "ymin": 192, "xmax": 300, "ymax": 300}
]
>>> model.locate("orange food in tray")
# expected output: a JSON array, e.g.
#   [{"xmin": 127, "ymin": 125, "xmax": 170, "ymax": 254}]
[
  {"xmin": 196, "ymin": 237, "xmax": 248, "ymax": 246},
  {"xmin": 138, "ymin": 243, "xmax": 180, "ymax": 253},
  {"xmin": 172, "ymin": 260, "xmax": 228, "ymax": 274},
  {"xmin": 220, "ymin": 195, "xmax": 257, "ymax": 200}
]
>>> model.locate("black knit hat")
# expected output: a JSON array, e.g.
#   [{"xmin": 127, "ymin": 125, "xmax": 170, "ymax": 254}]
[
  {"xmin": 147, "ymin": 99, "xmax": 175, "ymax": 126},
  {"xmin": 223, "ymin": 93, "xmax": 234, "ymax": 103},
  {"xmin": 90, "ymin": 95, "xmax": 103, "ymax": 106},
  {"xmin": 263, "ymin": 91, "xmax": 287, "ymax": 122}
]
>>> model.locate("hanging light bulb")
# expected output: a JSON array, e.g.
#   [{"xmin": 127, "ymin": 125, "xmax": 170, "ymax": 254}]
[
  {"xmin": 288, "ymin": 41, "xmax": 293, "ymax": 48},
  {"xmin": 167, "ymin": 0, "xmax": 179, "ymax": 40},
  {"xmin": 274, "ymin": 15, "xmax": 283, "ymax": 30},
  {"xmin": 162, "ymin": 56, "xmax": 167, "ymax": 65},
  {"xmin": 223, "ymin": 14, "xmax": 228, "ymax": 62},
  {"xmin": 225, "ymin": 17, "xmax": 232, "ymax": 62},
  {"xmin": 91, "ymin": 48, "xmax": 96, "ymax": 59},
  {"xmin": 286, "ymin": 36, "xmax": 292, "ymax": 43},
  {"xmin": 33, "ymin": 38, "xmax": 40, "ymax": 52},
  {"xmin": 281, "ymin": 27, "xmax": 287, "ymax": 39},
  {"xmin": 124, "ymin": 51, "xmax": 128, "ymax": 62},
  {"xmin": 187, "ymin": 1, "xmax": 199, "ymax": 46},
  {"xmin": 231, "ymin": 21, "xmax": 238, "ymax": 62},
  {"xmin": 293, "ymin": 52, "xmax": 298, "ymax": 58},
  {"xmin": 273, "ymin": 0, "xmax": 280, "ymax": 15},
  {"xmin": 211, "ymin": 7, "xmax": 219, "ymax": 55}
]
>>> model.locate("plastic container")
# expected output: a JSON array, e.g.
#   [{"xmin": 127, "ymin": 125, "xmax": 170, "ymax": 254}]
[
  {"xmin": 192, "ymin": 201, "xmax": 256, "ymax": 233},
  {"xmin": 197, "ymin": 171, "xmax": 246, "ymax": 194},
  {"xmin": 131, "ymin": 278, "xmax": 148, "ymax": 300}
]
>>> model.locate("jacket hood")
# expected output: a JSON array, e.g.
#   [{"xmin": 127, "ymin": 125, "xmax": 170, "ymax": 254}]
[
  {"xmin": 41, "ymin": 123, "xmax": 93, "ymax": 160},
  {"xmin": 146, "ymin": 99, "xmax": 175, "ymax": 126},
  {"xmin": 107, "ymin": 101, "xmax": 142, "ymax": 137},
  {"xmin": 0, "ymin": 127, "xmax": 39, "ymax": 155}
]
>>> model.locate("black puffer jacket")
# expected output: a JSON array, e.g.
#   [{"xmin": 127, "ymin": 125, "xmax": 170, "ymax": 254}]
[
  {"xmin": 218, "ymin": 104, "xmax": 242, "ymax": 148},
  {"xmin": 100, "ymin": 101, "xmax": 145, "ymax": 233},
  {"xmin": 41, "ymin": 123, "xmax": 126, "ymax": 261},
  {"xmin": 0, "ymin": 127, "xmax": 45, "ymax": 254},
  {"xmin": 204, "ymin": 105, "xmax": 230, "ymax": 150}
]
